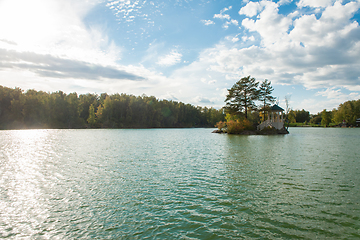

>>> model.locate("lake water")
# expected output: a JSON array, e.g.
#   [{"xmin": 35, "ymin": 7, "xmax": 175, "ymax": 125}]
[{"xmin": 0, "ymin": 128, "xmax": 359, "ymax": 239}]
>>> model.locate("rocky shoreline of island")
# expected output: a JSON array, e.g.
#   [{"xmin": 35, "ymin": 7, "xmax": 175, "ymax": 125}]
[{"xmin": 212, "ymin": 127, "xmax": 289, "ymax": 135}]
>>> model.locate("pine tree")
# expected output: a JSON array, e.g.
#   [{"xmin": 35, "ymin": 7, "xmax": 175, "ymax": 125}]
[
  {"xmin": 259, "ymin": 79, "xmax": 276, "ymax": 121},
  {"xmin": 225, "ymin": 75, "xmax": 260, "ymax": 119}
]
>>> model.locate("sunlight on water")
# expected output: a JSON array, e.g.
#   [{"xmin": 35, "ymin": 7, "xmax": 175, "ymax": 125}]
[
  {"xmin": 0, "ymin": 130, "xmax": 53, "ymax": 238},
  {"xmin": 0, "ymin": 128, "xmax": 359, "ymax": 239}
]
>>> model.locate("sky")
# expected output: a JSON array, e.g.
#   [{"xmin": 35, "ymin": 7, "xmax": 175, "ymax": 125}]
[{"xmin": 1, "ymin": 0, "xmax": 360, "ymax": 113}]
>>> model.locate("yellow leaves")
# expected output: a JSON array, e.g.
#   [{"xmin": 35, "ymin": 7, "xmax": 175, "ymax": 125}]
[{"xmin": 216, "ymin": 118, "xmax": 254, "ymax": 133}]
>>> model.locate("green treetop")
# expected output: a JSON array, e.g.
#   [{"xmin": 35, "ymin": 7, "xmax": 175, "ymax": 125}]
[
  {"xmin": 259, "ymin": 79, "xmax": 276, "ymax": 120},
  {"xmin": 225, "ymin": 75, "xmax": 260, "ymax": 119}
]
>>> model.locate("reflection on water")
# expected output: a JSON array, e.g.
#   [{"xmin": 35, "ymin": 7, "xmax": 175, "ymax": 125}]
[
  {"xmin": 0, "ymin": 128, "xmax": 359, "ymax": 239},
  {"xmin": 0, "ymin": 130, "xmax": 52, "ymax": 238}
]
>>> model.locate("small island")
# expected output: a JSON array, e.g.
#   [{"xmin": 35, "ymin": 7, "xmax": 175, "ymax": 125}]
[
  {"xmin": 213, "ymin": 76, "xmax": 289, "ymax": 135},
  {"xmin": 213, "ymin": 104, "xmax": 289, "ymax": 135}
]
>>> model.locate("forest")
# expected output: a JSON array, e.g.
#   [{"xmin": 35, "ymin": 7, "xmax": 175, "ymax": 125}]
[
  {"xmin": 289, "ymin": 99, "xmax": 360, "ymax": 127},
  {"xmin": 0, "ymin": 85, "xmax": 225, "ymax": 129}
]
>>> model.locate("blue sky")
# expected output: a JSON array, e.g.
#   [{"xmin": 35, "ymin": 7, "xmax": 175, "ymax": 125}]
[{"xmin": 1, "ymin": 0, "xmax": 360, "ymax": 113}]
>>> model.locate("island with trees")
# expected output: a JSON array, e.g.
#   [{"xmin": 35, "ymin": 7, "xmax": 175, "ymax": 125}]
[
  {"xmin": 213, "ymin": 75, "xmax": 289, "ymax": 135},
  {"xmin": 214, "ymin": 75, "xmax": 360, "ymax": 134}
]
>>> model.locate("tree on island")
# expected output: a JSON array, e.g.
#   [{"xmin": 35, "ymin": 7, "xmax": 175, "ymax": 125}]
[
  {"xmin": 217, "ymin": 75, "xmax": 282, "ymax": 134},
  {"xmin": 259, "ymin": 79, "xmax": 276, "ymax": 121},
  {"xmin": 225, "ymin": 75, "xmax": 260, "ymax": 119}
]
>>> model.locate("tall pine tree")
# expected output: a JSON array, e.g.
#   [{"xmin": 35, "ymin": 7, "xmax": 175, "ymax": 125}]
[
  {"xmin": 259, "ymin": 79, "xmax": 276, "ymax": 121},
  {"xmin": 225, "ymin": 75, "xmax": 259, "ymax": 119}
]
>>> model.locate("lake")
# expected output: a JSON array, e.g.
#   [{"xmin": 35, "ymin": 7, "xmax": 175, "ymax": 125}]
[{"xmin": 0, "ymin": 128, "xmax": 359, "ymax": 239}]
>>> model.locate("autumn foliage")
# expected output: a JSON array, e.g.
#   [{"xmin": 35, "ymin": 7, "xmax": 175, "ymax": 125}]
[{"xmin": 215, "ymin": 118, "xmax": 254, "ymax": 134}]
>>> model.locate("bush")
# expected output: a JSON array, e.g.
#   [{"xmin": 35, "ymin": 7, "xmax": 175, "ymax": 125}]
[
  {"xmin": 226, "ymin": 119, "xmax": 254, "ymax": 134},
  {"xmin": 215, "ymin": 121, "xmax": 226, "ymax": 130}
]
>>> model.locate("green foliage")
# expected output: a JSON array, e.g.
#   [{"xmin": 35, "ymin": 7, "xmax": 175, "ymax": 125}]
[
  {"xmin": 295, "ymin": 109, "xmax": 310, "ymax": 123},
  {"xmin": 288, "ymin": 110, "xmax": 296, "ymax": 123},
  {"xmin": 87, "ymin": 104, "xmax": 97, "ymax": 127},
  {"xmin": 216, "ymin": 118, "xmax": 254, "ymax": 133},
  {"xmin": 321, "ymin": 109, "xmax": 332, "ymax": 126},
  {"xmin": 259, "ymin": 79, "xmax": 276, "ymax": 119},
  {"xmin": 225, "ymin": 113, "xmax": 240, "ymax": 122},
  {"xmin": 0, "ymin": 85, "xmax": 225, "ymax": 129},
  {"xmin": 224, "ymin": 76, "xmax": 276, "ymax": 124},
  {"xmin": 225, "ymin": 75, "xmax": 260, "ymax": 119},
  {"xmin": 222, "ymin": 76, "xmax": 275, "ymax": 132},
  {"xmin": 310, "ymin": 114, "xmax": 321, "ymax": 125},
  {"xmin": 225, "ymin": 119, "xmax": 254, "ymax": 134},
  {"xmin": 288, "ymin": 109, "xmax": 310, "ymax": 123},
  {"xmin": 332, "ymin": 99, "xmax": 360, "ymax": 126}
]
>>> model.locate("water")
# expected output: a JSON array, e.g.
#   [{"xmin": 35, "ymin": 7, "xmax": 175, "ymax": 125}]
[{"xmin": 0, "ymin": 128, "xmax": 359, "ymax": 239}]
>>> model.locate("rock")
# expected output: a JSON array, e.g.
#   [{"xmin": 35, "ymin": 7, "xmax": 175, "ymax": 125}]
[{"xmin": 212, "ymin": 129, "xmax": 223, "ymax": 133}]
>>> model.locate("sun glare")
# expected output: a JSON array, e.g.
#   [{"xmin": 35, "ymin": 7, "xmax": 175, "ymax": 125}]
[
  {"xmin": 0, "ymin": 0, "xmax": 66, "ymax": 51},
  {"xmin": 1, "ymin": 129, "xmax": 52, "ymax": 236}
]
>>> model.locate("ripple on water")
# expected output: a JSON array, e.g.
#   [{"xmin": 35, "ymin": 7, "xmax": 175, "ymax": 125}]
[{"xmin": 0, "ymin": 128, "xmax": 360, "ymax": 239}]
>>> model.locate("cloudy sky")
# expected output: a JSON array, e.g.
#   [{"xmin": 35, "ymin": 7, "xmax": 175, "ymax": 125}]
[{"xmin": 1, "ymin": 0, "xmax": 360, "ymax": 113}]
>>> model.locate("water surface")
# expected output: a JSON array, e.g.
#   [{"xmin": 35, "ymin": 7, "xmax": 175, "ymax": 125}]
[{"xmin": 0, "ymin": 128, "xmax": 359, "ymax": 239}]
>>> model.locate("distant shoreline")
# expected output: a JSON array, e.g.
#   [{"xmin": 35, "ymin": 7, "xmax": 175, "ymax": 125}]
[
  {"xmin": 287, "ymin": 124, "xmax": 359, "ymax": 128},
  {"xmin": 0, "ymin": 126, "xmax": 217, "ymax": 131}
]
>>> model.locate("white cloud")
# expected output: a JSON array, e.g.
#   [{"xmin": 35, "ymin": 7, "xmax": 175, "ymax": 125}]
[
  {"xmin": 223, "ymin": 19, "xmax": 239, "ymax": 29},
  {"xmin": 208, "ymin": 80, "xmax": 217, "ymax": 84},
  {"xmin": 157, "ymin": 50, "xmax": 183, "ymax": 66},
  {"xmin": 213, "ymin": 6, "xmax": 239, "ymax": 29},
  {"xmin": 106, "ymin": 0, "xmax": 154, "ymax": 23},
  {"xmin": 160, "ymin": 92, "xmax": 179, "ymax": 101},
  {"xmin": 313, "ymin": 87, "xmax": 360, "ymax": 111},
  {"xmin": 1, "ymin": 0, "xmax": 360, "ymax": 114},
  {"xmin": 163, "ymin": 0, "xmax": 360, "ymax": 111},
  {"xmin": 317, "ymin": 88, "xmax": 344, "ymax": 99},
  {"xmin": 193, "ymin": 96, "xmax": 215, "ymax": 104},
  {"xmin": 201, "ymin": 20, "xmax": 215, "ymax": 25},
  {"xmin": 241, "ymin": 1, "xmax": 292, "ymax": 48},
  {"xmin": 242, "ymin": 35, "xmax": 255, "ymax": 42},
  {"xmin": 278, "ymin": 0, "xmax": 292, "ymax": 5},
  {"xmin": 0, "ymin": 0, "xmax": 121, "ymax": 65},
  {"xmin": 226, "ymin": 35, "xmax": 240, "ymax": 43},
  {"xmin": 214, "ymin": 13, "xmax": 231, "ymax": 20},
  {"xmin": 239, "ymin": 1, "xmax": 263, "ymax": 17},
  {"xmin": 297, "ymin": 0, "xmax": 335, "ymax": 8},
  {"xmin": 214, "ymin": 6, "xmax": 232, "ymax": 20}
]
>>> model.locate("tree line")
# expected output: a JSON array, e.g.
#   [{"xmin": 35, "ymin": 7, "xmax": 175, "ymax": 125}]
[
  {"xmin": 0, "ymin": 85, "xmax": 225, "ymax": 129},
  {"xmin": 289, "ymin": 100, "xmax": 360, "ymax": 126}
]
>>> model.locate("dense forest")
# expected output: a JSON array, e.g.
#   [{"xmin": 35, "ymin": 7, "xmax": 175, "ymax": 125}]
[{"xmin": 0, "ymin": 85, "xmax": 225, "ymax": 129}]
